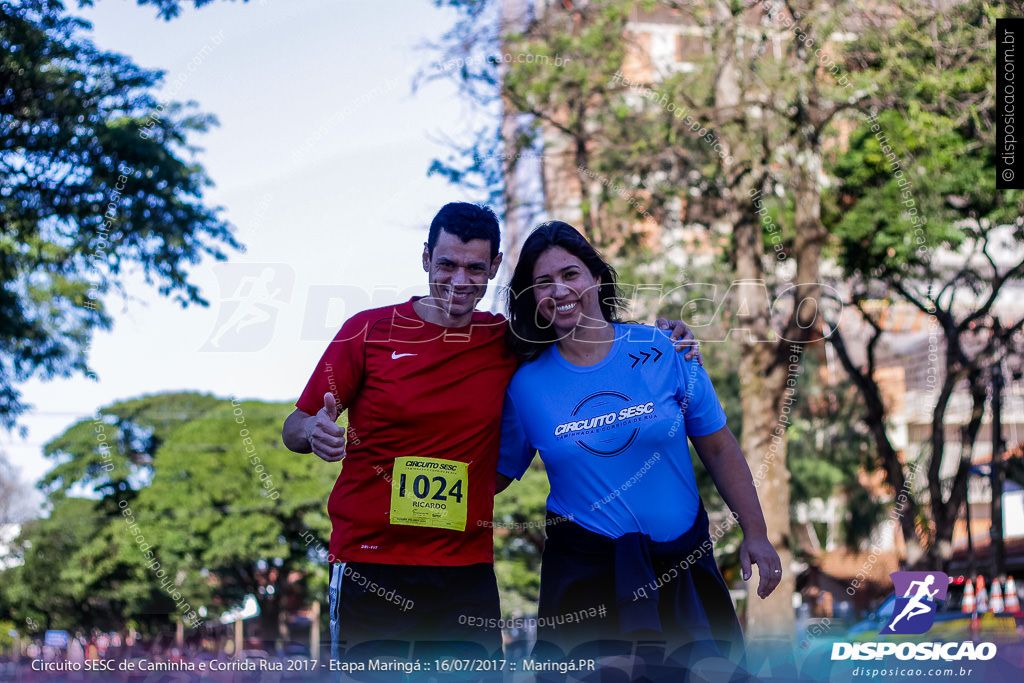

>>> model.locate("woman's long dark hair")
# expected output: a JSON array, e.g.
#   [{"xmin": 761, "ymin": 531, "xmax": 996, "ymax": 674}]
[{"xmin": 506, "ymin": 221, "xmax": 625, "ymax": 362}]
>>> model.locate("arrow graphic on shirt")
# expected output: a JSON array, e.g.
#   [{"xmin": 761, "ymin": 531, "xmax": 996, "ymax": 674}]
[{"xmin": 628, "ymin": 347, "xmax": 664, "ymax": 368}]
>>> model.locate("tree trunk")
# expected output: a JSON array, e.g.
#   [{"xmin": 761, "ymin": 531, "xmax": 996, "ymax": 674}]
[
  {"xmin": 499, "ymin": 0, "xmax": 532, "ymax": 278},
  {"xmin": 828, "ymin": 324, "xmax": 925, "ymax": 566},
  {"xmin": 728, "ymin": 177, "xmax": 796, "ymax": 642},
  {"xmin": 500, "ymin": 103, "xmax": 526, "ymax": 273},
  {"xmin": 738, "ymin": 339, "xmax": 796, "ymax": 640},
  {"xmin": 710, "ymin": 0, "xmax": 797, "ymax": 641}
]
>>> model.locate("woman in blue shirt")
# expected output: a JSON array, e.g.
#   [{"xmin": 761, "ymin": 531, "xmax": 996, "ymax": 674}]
[{"xmin": 497, "ymin": 221, "xmax": 781, "ymax": 672}]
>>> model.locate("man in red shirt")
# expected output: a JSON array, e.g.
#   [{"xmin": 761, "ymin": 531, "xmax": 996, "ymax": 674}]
[{"xmin": 283, "ymin": 203, "xmax": 514, "ymax": 665}]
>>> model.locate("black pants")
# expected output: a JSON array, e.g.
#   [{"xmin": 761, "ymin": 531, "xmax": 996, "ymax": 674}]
[{"xmin": 329, "ymin": 561, "xmax": 503, "ymax": 674}]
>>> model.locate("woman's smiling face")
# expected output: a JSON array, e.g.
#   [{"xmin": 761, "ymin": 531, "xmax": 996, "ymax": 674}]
[{"xmin": 531, "ymin": 246, "xmax": 605, "ymax": 334}]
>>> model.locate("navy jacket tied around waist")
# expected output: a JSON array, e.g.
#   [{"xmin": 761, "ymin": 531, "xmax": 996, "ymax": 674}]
[{"xmin": 540, "ymin": 500, "xmax": 744, "ymax": 649}]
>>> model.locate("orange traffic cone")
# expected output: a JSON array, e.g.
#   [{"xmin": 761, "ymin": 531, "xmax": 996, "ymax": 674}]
[
  {"xmin": 991, "ymin": 579, "xmax": 1005, "ymax": 613},
  {"xmin": 976, "ymin": 576, "xmax": 989, "ymax": 613},
  {"xmin": 1006, "ymin": 576, "xmax": 1021, "ymax": 613},
  {"xmin": 962, "ymin": 579, "xmax": 976, "ymax": 613}
]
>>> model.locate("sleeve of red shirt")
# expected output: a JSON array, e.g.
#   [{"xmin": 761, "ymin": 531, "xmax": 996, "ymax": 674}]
[{"xmin": 295, "ymin": 313, "xmax": 368, "ymax": 416}]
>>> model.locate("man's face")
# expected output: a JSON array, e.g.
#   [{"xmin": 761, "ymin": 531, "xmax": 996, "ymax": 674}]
[{"xmin": 422, "ymin": 230, "xmax": 502, "ymax": 321}]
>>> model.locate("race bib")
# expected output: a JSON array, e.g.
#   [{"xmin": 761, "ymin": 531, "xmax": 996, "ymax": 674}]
[{"xmin": 389, "ymin": 457, "xmax": 468, "ymax": 531}]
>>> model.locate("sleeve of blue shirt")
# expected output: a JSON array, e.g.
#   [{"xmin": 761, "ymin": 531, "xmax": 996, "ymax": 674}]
[
  {"xmin": 673, "ymin": 344, "xmax": 728, "ymax": 437},
  {"xmin": 498, "ymin": 388, "xmax": 535, "ymax": 480}
]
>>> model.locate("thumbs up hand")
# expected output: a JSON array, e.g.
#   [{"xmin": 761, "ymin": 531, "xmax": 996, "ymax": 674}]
[
  {"xmin": 306, "ymin": 391, "xmax": 347, "ymax": 462},
  {"xmin": 324, "ymin": 391, "xmax": 339, "ymax": 422}
]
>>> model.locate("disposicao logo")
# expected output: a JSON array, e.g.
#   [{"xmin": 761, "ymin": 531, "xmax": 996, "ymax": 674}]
[
  {"xmin": 884, "ymin": 571, "xmax": 948, "ymax": 635},
  {"xmin": 831, "ymin": 570, "xmax": 997, "ymax": 662}
]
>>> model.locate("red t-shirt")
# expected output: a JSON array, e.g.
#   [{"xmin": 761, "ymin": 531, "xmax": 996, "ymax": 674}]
[{"xmin": 296, "ymin": 297, "xmax": 518, "ymax": 566}]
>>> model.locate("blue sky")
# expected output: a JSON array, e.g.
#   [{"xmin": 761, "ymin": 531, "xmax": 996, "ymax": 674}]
[{"xmin": 4, "ymin": 0, "xmax": 495, "ymax": 490}]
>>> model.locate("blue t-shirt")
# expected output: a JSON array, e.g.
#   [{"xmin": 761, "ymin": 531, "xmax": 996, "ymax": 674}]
[{"xmin": 498, "ymin": 323, "xmax": 727, "ymax": 542}]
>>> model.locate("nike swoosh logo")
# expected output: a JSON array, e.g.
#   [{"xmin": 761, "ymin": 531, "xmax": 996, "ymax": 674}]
[{"xmin": 391, "ymin": 351, "xmax": 417, "ymax": 359}]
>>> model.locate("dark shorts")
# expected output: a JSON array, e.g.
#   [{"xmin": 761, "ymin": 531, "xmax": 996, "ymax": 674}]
[{"xmin": 329, "ymin": 561, "xmax": 503, "ymax": 666}]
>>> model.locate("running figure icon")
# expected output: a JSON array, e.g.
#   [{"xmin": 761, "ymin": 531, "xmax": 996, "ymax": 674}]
[
  {"xmin": 886, "ymin": 574, "xmax": 939, "ymax": 632},
  {"xmin": 209, "ymin": 267, "xmax": 284, "ymax": 348}
]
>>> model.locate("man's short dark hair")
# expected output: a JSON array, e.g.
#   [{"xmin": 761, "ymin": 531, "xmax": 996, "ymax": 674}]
[{"xmin": 427, "ymin": 203, "xmax": 501, "ymax": 261}]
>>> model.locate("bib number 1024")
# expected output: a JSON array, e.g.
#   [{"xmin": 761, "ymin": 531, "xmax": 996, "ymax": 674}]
[
  {"xmin": 397, "ymin": 473, "xmax": 463, "ymax": 503},
  {"xmin": 389, "ymin": 457, "xmax": 469, "ymax": 531}
]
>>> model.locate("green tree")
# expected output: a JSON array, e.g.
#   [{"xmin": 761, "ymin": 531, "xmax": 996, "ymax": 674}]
[
  {"xmin": 491, "ymin": 460, "xmax": 548, "ymax": 616},
  {"xmin": 0, "ymin": 620, "xmax": 16, "ymax": 654},
  {"xmin": 0, "ymin": 394, "xmax": 339, "ymax": 643},
  {"xmin": 2, "ymin": 496, "xmax": 105, "ymax": 633},
  {"xmin": 133, "ymin": 398, "xmax": 337, "ymax": 642},
  {"xmin": 76, "ymin": 0, "xmax": 253, "ymax": 21},
  {"xmin": 41, "ymin": 392, "xmax": 225, "ymax": 497},
  {"xmin": 0, "ymin": 1, "xmax": 240, "ymax": 428},
  {"xmin": 825, "ymin": 0, "xmax": 1024, "ymax": 570},
  {"xmin": 783, "ymin": 352, "xmax": 881, "ymax": 549}
]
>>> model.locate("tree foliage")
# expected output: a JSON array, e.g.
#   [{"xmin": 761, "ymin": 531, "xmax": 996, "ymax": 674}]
[
  {"xmin": 1, "ymin": 393, "xmax": 339, "ymax": 641},
  {"xmin": 492, "ymin": 459, "xmax": 548, "ymax": 616},
  {"xmin": 75, "ymin": 0, "xmax": 253, "ymax": 21},
  {"xmin": 0, "ymin": 0, "xmax": 240, "ymax": 428},
  {"xmin": 41, "ymin": 392, "xmax": 224, "ymax": 498},
  {"xmin": 825, "ymin": 0, "xmax": 1024, "ymax": 568}
]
